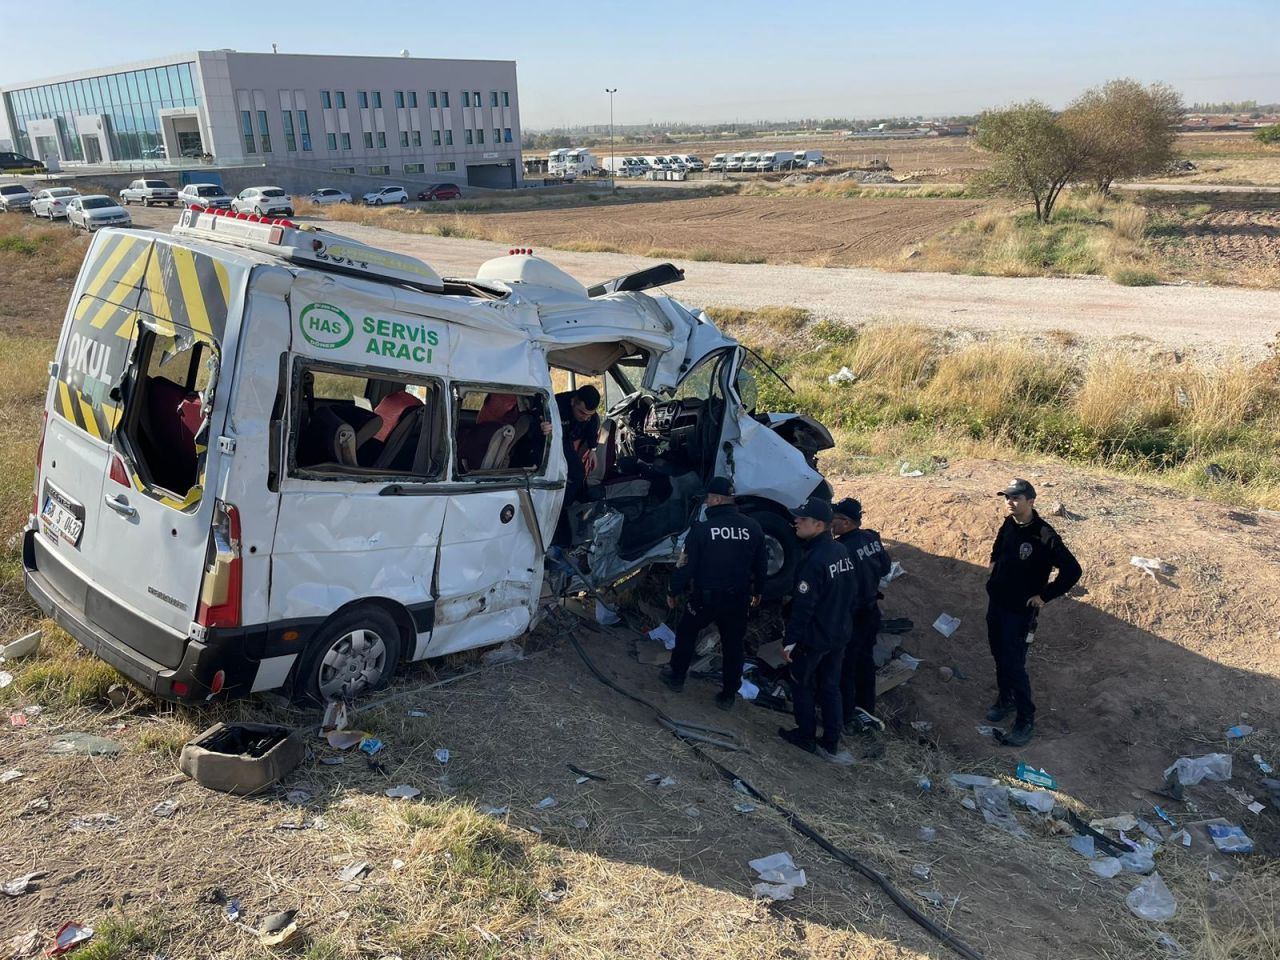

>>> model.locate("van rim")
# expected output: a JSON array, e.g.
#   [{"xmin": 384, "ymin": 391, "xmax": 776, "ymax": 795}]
[{"xmin": 318, "ymin": 627, "xmax": 389, "ymax": 700}]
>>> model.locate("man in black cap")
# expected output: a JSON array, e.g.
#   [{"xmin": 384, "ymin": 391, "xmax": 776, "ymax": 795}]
[
  {"xmin": 832, "ymin": 497, "xmax": 892, "ymax": 734},
  {"xmin": 985, "ymin": 478, "xmax": 1082, "ymax": 747},
  {"xmin": 662, "ymin": 477, "xmax": 766, "ymax": 710},
  {"xmin": 778, "ymin": 497, "xmax": 856, "ymax": 763}
]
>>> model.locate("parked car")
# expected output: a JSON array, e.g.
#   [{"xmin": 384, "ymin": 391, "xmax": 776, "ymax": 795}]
[
  {"xmin": 142, "ymin": 145, "xmax": 167, "ymax": 158},
  {"xmin": 416, "ymin": 183, "xmax": 460, "ymax": 201},
  {"xmin": 178, "ymin": 183, "xmax": 232, "ymax": 210},
  {"xmin": 120, "ymin": 179, "xmax": 179, "ymax": 207},
  {"xmin": 30, "ymin": 187, "xmax": 80, "ymax": 219},
  {"xmin": 0, "ymin": 182, "xmax": 34, "ymax": 212},
  {"xmin": 231, "ymin": 186, "xmax": 295, "ymax": 217},
  {"xmin": 362, "ymin": 186, "xmax": 408, "ymax": 205},
  {"xmin": 307, "ymin": 187, "xmax": 352, "ymax": 206},
  {"xmin": 66, "ymin": 195, "xmax": 132, "ymax": 232},
  {"xmin": 0, "ymin": 151, "xmax": 45, "ymax": 172}
]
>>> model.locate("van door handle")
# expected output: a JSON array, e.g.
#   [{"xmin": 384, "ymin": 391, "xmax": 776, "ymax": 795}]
[{"xmin": 103, "ymin": 494, "xmax": 137, "ymax": 519}]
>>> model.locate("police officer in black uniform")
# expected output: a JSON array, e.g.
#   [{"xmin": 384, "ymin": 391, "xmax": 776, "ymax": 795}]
[
  {"xmin": 832, "ymin": 497, "xmax": 892, "ymax": 734},
  {"xmin": 986, "ymin": 478, "xmax": 1082, "ymax": 747},
  {"xmin": 662, "ymin": 477, "xmax": 766, "ymax": 711},
  {"xmin": 778, "ymin": 497, "xmax": 856, "ymax": 763}
]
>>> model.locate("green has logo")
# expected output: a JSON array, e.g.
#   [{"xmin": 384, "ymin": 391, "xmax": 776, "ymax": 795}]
[{"xmin": 298, "ymin": 303, "xmax": 354, "ymax": 350}]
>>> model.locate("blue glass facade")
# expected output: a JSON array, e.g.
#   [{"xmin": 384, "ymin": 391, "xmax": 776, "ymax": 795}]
[{"xmin": 4, "ymin": 62, "xmax": 200, "ymax": 162}]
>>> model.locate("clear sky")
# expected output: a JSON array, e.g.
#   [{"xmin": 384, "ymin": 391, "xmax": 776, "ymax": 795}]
[{"xmin": 2, "ymin": 0, "xmax": 1277, "ymax": 128}]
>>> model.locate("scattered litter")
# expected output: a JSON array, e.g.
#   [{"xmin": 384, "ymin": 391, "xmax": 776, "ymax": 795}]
[
  {"xmin": 319, "ymin": 756, "xmax": 345, "ymax": 766},
  {"xmin": 285, "ymin": 789, "xmax": 312, "ymax": 805},
  {"xmin": 1009, "ymin": 788, "xmax": 1056, "ymax": 814},
  {"xmin": 1130, "ymin": 556, "xmax": 1173, "ymax": 580},
  {"xmin": 1070, "ymin": 835, "xmax": 1096, "ymax": 858},
  {"xmin": 0, "ymin": 670, "xmax": 11, "ymax": 688},
  {"xmin": 897, "ymin": 653, "xmax": 922, "ymax": 669},
  {"xmin": 1090, "ymin": 857, "xmax": 1122, "ymax": 878},
  {"xmin": 1, "ymin": 769, "xmax": 22, "ymax": 783},
  {"xmin": 1156, "ymin": 932, "xmax": 1185, "ymax": 958},
  {"xmin": 918, "ymin": 827, "xmax": 937, "ymax": 842},
  {"xmin": 1208, "ymin": 871, "xmax": 1224, "ymax": 883},
  {"xmin": 48, "ymin": 922, "xmax": 94, "ymax": 956},
  {"xmin": 358, "ymin": 737, "xmax": 384, "ymax": 756},
  {"xmin": 434, "ymin": 748, "xmax": 450, "ymax": 764},
  {"xmin": 385, "ymin": 784, "xmax": 421, "ymax": 800},
  {"xmin": 225, "ymin": 899, "xmax": 241, "ymax": 922},
  {"xmin": 911, "ymin": 864, "xmax": 931, "ymax": 880},
  {"xmin": 1118, "ymin": 849, "xmax": 1156, "ymax": 875},
  {"xmin": 567, "ymin": 764, "xmax": 607, "ymax": 782},
  {"xmin": 937, "ymin": 667, "xmax": 953, "ymax": 682},
  {"xmin": 911, "ymin": 721, "xmax": 933, "ymax": 733},
  {"xmin": 105, "ymin": 683, "xmax": 128, "ymax": 709},
  {"xmin": 1164, "ymin": 753, "xmax": 1231, "ymax": 785},
  {"xmin": 47, "ymin": 732, "xmax": 124, "ymax": 756},
  {"xmin": 536, "ymin": 796, "xmax": 557, "ymax": 809},
  {"xmin": 899, "ymin": 462, "xmax": 925, "ymax": 478},
  {"xmin": 960, "ymin": 796, "xmax": 977, "ymax": 811},
  {"xmin": 1134, "ymin": 817, "xmax": 1164, "ymax": 843},
  {"xmin": 752, "ymin": 882, "xmax": 795, "ymax": 901},
  {"xmin": 880, "ymin": 561, "xmax": 905, "ymax": 585},
  {"xmin": 1254, "ymin": 754, "xmax": 1274, "ymax": 775},
  {"xmin": 1247, "ymin": 801, "xmax": 1266, "ymax": 815},
  {"xmin": 1153, "ymin": 806, "xmax": 1176, "ymax": 827},
  {"xmin": 932, "ymin": 614, "xmax": 960, "ymax": 638},
  {"xmin": 826, "ymin": 366, "xmax": 856, "ymax": 385},
  {"xmin": 151, "ymin": 798, "xmax": 179, "ymax": 818},
  {"xmin": 391, "ymin": 859, "xmax": 406, "ymax": 871},
  {"xmin": 733, "ymin": 779, "xmax": 752, "ymax": 795},
  {"xmin": 339, "ymin": 861, "xmax": 371, "ymax": 883},
  {"xmin": 949, "ymin": 773, "xmax": 997, "ymax": 789},
  {"xmin": 324, "ymin": 729, "xmax": 364, "ymax": 750},
  {"xmin": 9, "ymin": 712, "xmax": 28, "ymax": 727},
  {"xmin": 1127, "ymin": 872, "xmax": 1177, "ymax": 922},
  {"xmin": 571, "ymin": 815, "xmax": 589, "ymax": 830},
  {"xmin": 479, "ymin": 805, "xmax": 509, "ymax": 817},
  {"xmin": 749, "ymin": 852, "xmax": 807, "ymax": 888},
  {"xmin": 1016, "ymin": 762, "xmax": 1058, "ymax": 790},
  {"xmin": 1226, "ymin": 724, "xmax": 1254, "ymax": 739},
  {"xmin": 1171, "ymin": 830, "xmax": 1191, "ymax": 847},
  {"xmin": 575, "ymin": 776, "xmax": 590, "ymax": 785},
  {"xmin": 917, "ymin": 776, "xmax": 932, "ymax": 791},
  {"xmin": 258, "ymin": 910, "xmax": 301, "ymax": 947},
  {"xmin": 684, "ymin": 806, "xmax": 701, "ymax": 818},
  {"xmin": 734, "ymin": 802, "xmax": 756, "ymax": 814},
  {"xmin": 645, "ymin": 773, "xmax": 677, "ymax": 787},
  {"xmin": 737, "ymin": 677, "xmax": 759, "ymax": 701},
  {"xmin": 68, "ymin": 813, "xmax": 121, "ymax": 832},
  {"xmin": 0, "ymin": 630, "xmax": 40, "ymax": 659},
  {"xmin": 5, "ymin": 930, "xmax": 41, "ymax": 957},
  {"xmin": 1208, "ymin": 822, "xmax": 1254, "ymax": 854},
  {"xmin": 320, "ymin": 701, "xmax": 349, "ymax": 733},
  {"xmin": 2, "ymin": 871, "xmax": 45, "ymax": 897},
  {"xmin": 27, "ymin": 797, "xmax": 49, "ymax": 813},
  {"xmin": 1091, "ymin": 814, "xmax": 1138, "ymax": 833},
  {"xmin": 481, "ymin": 641, "xmax": 525, "ymax": 665},
  {"xmin": 918, "ymin": 891, "xmax": 947, "ymax": 908},
  {"xmin": 594, "ymin": 602, "xmax": 621, "ymax": 626},
  {"xmin": 975, "ymin": 725, "xmax": 1003, "ymax": 738},
  {"xmin": 406, "ymin": 710, "xmax": 429, "ymax": 718},
  {"xmin": 647, "ymin": 623, "xmax": 677, "ymax": 650},
  {"xmin": 975, "ymin": 785, "xmax": 1029, "ymax": 838}
]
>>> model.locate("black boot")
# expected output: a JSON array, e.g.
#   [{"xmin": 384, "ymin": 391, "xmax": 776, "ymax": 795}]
[
  {"xmin": 778, "ymin": 727, "xmax": 817, "ymax": 754},
  {"xmin": 1000, "ymin": 720, "xmax": 1035, "ymax": 747},
  {"xmin": 660, "ymin": 665, "xmax": 685, "ymax": 693},
  {"xmin": 985, "ymin": 698, "xmax": 1014, "ymax": 723}
]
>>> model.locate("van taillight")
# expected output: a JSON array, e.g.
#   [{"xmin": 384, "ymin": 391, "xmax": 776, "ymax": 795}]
[
  {"xmin": 196, "ymin": 500, "xmax": 242, "ymax": 629},
  {"xmin": 31, "ymin": 410, "xmax": 48, "ymax": 517}
]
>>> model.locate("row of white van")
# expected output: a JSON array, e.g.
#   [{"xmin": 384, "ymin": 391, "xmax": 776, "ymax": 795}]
[
  {"xmin": 600, "ymin": 154, "xmax": 703, "ymax": 176},
  {"xmin": 709, "ymin": 149, "xmax": 824, "ymax": 173}
]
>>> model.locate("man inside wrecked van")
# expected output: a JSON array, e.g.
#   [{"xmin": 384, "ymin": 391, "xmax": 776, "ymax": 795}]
[{"xmin": 542, "ymin": 384, "xmax": 601, "ymax": 544}]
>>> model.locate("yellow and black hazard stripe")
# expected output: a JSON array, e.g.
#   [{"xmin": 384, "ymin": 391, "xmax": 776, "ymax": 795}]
[
  {"xmin": 78, "ymin": 233, "xmax": 153, "ymax": 313},
  {"xmin": 138, "ymin": 241, "xmax": 232, "ymax": 342}
]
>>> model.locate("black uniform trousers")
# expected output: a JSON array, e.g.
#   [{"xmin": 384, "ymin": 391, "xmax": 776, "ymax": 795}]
[
  {"xmin": 986, "ymin": 603, "xmax": 1036, "ymax": 725},
  {"xmin": 670, "ymin": 590, "xmax": 748, "ymax": 698},
  {"xmin": 791, "ymin": 644, "xmax": 845, "ymax": 753},
  {"xmin": 840, "ymin": 603, "xmax": 881, "ymax": 721}
]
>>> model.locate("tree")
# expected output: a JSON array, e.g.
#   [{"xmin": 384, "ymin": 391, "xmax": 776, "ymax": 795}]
[
  {"xmin": 1063, "ymin": 79, "xmax": 1184, "ymax": 193},
  {"xmin": 1256, "ymin": 124, "xmax": 1280, "ymax": 145},
  {"xmin": 973, "ymin": 101, "xmax": 1086, "ymax": 222}
]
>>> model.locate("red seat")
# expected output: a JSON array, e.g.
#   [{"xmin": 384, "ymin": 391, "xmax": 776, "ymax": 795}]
[
  {"xmin": 372, "ymin": 391, "xmax": 423, "ymax": 443},
  {"xmin": 477, "ymin": 392, "xmax": 519, "ymax": 426}
]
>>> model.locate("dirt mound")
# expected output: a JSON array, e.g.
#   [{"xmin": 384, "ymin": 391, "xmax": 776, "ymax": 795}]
[{"xmin": 1150, "ymin": 207, "xmax": 1280, "ymax": 285}]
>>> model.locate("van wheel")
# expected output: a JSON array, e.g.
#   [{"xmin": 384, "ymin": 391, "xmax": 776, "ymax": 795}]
[
  {"xmin": 298, "ymin": 606, "xmax": 403, "ymax": 705},
  {"xmin": 747, "ymin": 510, "xmax": 800, "ymax": 601}
]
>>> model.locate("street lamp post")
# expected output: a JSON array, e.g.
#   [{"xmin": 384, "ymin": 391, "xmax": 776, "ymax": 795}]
[{"xmin": 605, "ymin": 87, "xmax": 617, "ymax": 189}]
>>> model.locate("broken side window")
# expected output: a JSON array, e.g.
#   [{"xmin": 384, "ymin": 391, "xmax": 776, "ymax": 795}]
[{"xmin": 451, "ymin": 385, "xmax": 550, "ymax": 477}]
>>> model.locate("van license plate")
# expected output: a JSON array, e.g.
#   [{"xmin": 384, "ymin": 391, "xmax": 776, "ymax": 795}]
[{"xmin": 41, "ymin": 489, "xmax": 84, "ymax": 548}]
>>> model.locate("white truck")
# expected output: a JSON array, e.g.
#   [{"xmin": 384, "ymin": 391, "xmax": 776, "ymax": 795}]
[
  {"xmin": 756, "ymin": 151, "xmax": 794, "ymax": 173},
  {"xmin": 548, "ymin": 148, "xmax": 597, "ymax": 179},
  {"xmin": 794, "ymin": 149, "xmax": 825, "ymax": 168},
  {"xmin": 24, "ymin": 211, "xmax": 834, "ymax": 705}
]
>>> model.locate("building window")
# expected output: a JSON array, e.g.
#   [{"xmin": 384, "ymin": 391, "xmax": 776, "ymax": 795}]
[
  {"xmin": 441, "ymin": 92, "xmax": 449, "ymax": 108},
  {"xmin": 409, "ymin": 91, "xmax": 418, "ymax": 108},
  {"xmin": 257, "ymin": 110, "xmax": 272, "ymax": 152},
  {"xmin": 282, "ymin": 110, "xmax": 297, "ymax": 151},
  {"xmin": 241, "ymin": 110, "xmax": 256, "ymax": 154},
  {"xmin": 326, "ymin": 133, "xmax": 338, "ymax": 150},
  {"xmin": 336, "ymin": 91, "xmax": 346, "ymax": 108},
  {"xmin": 377, "ymin": 131, "xmax": 387, "ymax": 148},
  {"xmin": 320, "ymin": 90, "xmax": 332, "ymax": 109},
  {"xmin": 341, "ymin": 132, "xmax": 351, "ymax": 150},
  {"xmin": 465, "ymin": 129, "xmax": 473, "ymax": 145},
  {"xmin": 394, "ymin": 91, "xmax": 405, "ymax": 108},
  {"xmin": 472, "ymin": 90, "xmax": 480, "ymax": 105},
  {"xmin": 503, "ymin": 127, "xmax": 512, "ymax": 143},
  {"xmin": 331, "ymin": 166, "xmax": 355, "ymax": 174},
  {"xmin": 363, "ymin": 131, "xmax": 374, "ymax": 148},
  {"xmin": 429, "ymin": 91, "xmax": 437, "ymax": 108},
  {"xmin": 444, "ymin": 129, "xmax": 453, "ymax": 145},
  {"xmin": 490, "ymin": 91, "xmax": 499, "ymax": 107},
  {"xmin": 368, "ymin": 165, "xmax": 389, "ymax": 176},
  {"xmin": 477, "ymin": 129, "xmax": 485, "ymax": 144},
  {"xmin": 462, "ymin": 92, "xmax": 470, "ymax": 108},
  {"xmin": 436, "ymin": 161, "xmax": 456, "ymax": 172},
  {"xmin": 432, "ymin": 130, "xmax": 441, "ymax": 146},
  {"xmin": 412, "ymin": 130, "xmax": 422, "ymax": 147},
  {"xmin": 399, "ymin": 131, "xmax": 409, "ymax": 147},
  {"xmin": 299, "ymin": 110, "xmax": 313, "ymax": 150},
  {"xmin": 493, "ymin": 128, "xmax": 501, "ymax": 144},
  {"xmin": 502, "ymin": 91, "xmax": 510, "ymax": 107},
  {"xmin": 372, "ymin": 91, "xmax": 383, "ymax": 109},
  {"xmin": 404, "ymin": 163, "xmax": 424, "ymax": 174},
  {"xmin": 358, "ymin": 91, "xmax": 369, "ymax": 108}
]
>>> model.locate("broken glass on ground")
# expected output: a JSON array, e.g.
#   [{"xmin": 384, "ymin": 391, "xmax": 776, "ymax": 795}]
[
  {"xmin": 974, "ymin": 785, "xmax": 1029, "ymax": 838},
  {"xmin": 1163, "ymin": 754, "xmax": 1231, "ymax": 786},
  {"xmin": 47, "ymin": 733, "xmax": 124, "ymax": 756}
]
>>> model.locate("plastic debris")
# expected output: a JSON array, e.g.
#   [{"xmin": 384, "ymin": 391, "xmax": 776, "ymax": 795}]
[
  {"xmin": 1153, "ymin": 806, "xmax": 1176, "ymax": 827},
  {"xmin": 752, "ymin": 882, "xmax": 795, "ymax": 901},
  {"xmin": 684, "ymin": 805, "xmax": 701, "ymax": 818},
  {"xmin": 1156, "ymin": 932, "xmax": 1185, "ymax": 958},
  {"xmin": 949, "ymin": 773, "xmax": 997, "ymax": 789},
  {"xmin": 1130, "ymin": 556, "xmax": 1173, "ymax": 580},
  {"xmin": 918, "ymin": 827, "xmax": 937, "ymax": 842},
  {"xmin": 645, "ymin": 773, "xmax": 676, "ymax": 787},
  {"xmin": 319, "ymin": 757, "xmax": 345, "ymax": 766},
  {"xmin": 647, "ymin": 623, "xmax": 677, "ymax": 650},
  {"xmin": 749, "ymin": 852, "xmax": 807, "ymax": 888},
  {"xmin": 48, "ymin": 923, "xmax": 94, "ymax": 956},
  {"xmin": 47, "ymin": 732, "xmax": 124, "ymax": 756},
  {"xmin": 2, "ymin": 871, "xmax": 45, "ymax": 897},
  {"xmin": 880, "ymin": 561, "xmax": 905, "ymax": 585},
  {"xmin": 285, "ymin": 789, "xmax": 312, "ymax": 805},
  {"xmin": 27, "ymin": 797, "xmax": 49, "ymax": 813},
  {"xmin": 479, "ymin": 805, "xmax": 510, "ymax": 817},
  {"xmin": 1, "ymin": 769, "xmax": 22, "ymax": 784},
  {"xmin": 734, "ymin": 802, "xmax": 756, "ymax": 814},
  {"xmin": 68, "ymin": 813, "xmax": 121, "ymax": 832},
  {"xmin": 258, "ymin": 910, "xmax": 301, "ymax": 947},
  {"xmin": 5, "ymin": 931, "xmax": 41, "ymax": 957},
  {"xmin": 0, "ymin": 630, "xmax": 40, "ymax": 659},
  {"xmin": 917, "ymin": 776, "xmax": 932, "ymax": 791},
  {"xmin": 536, "ymin": 796, "xmax": 557, "ymax": 809},
  {"xmin": 1127, "ymin": 872, "xmax": 1176, "ymax": 921},
  {"xmin": 975, "ymin": 785, "xmax": 1029, "ymax": 838},
  {"xmin": 320, "ymin": 701, "xmax": 349, "ymax": 732},
  {"xmin": 960, "ymin": 796, "xmax": 977, "ymax": 811},
  {"xmin": 932, "ymin": 614, "xmax": 960, "ymax": 638},
  {"xmin": 433, "ymin": 748, "xmax": 450, "ymax": 764},
  {"xmin": 1090, "ymin": 814, "xmax": 1137, "ymax": 833},
  {"xmin": 151, "ymin": 798, "xmax": 179, "ymax": 818},
  {"xmin": 1090, "ymin": 857, "xmax": 1122, "ymax": 878},
  {"xmin": 975, "ymin": 725, "xmax": 1003, "ymax": 738},
  {"xmin": 9, "ymin": 712, "xmax": 28, "ymax": 727},
  {"xmin": 1164, "ymin": 753, "xmax": 1231, "ymax": 786},
  {"xmin": 911, "ymin": 864, "xmax": 931, "ymax": 880},
  {"xmin": 0, "ymin": 671, "xmax": 11, "ymax": 688},
  {"xmin": 358, "ymin": 737, "xmax": 384, "ymax": 756},
  {"xmin": 733, "ymin": 779, "xmax": 752, "ymax": 795},
  {"xmin": 324, "ymin": 730, "xmax": 364, "ymax": 750},
  {"xmin": 1254, "ymin": 754, "xmax": 1274, "ymax": 775},
  {"xmin": 918, "ymin": 891, "xmax": 948, "ymax": 908},
  {"xmin": 225, "ymin": 899, "xmax": 241, "ymax": 922},
  {"xmin": 911, "ymin": 721, "xmax": 933, "ymax": 733},
  {"xmin": 406, "ymin": 709, "xmax": 429, "ymax": 718},
  {"xmin": 1118, "ymin": 849, "xmax": 1156, "ymax": 875},
  {"xmin": 1208, "ymin": 822, "xmax": 1254, "ymax": 854},
  {"xmin": 571, "ymin": 815, "xmax": 589, "ymax": 830},
  {"xmin": 897, "ymin": 653, "xmax": 922, "ymax": 669},
  {"xmin": 339, "ymin": 862, "xmax": 370, "ymax": 883},
  {"xmin": 1070, "ymin": 835, "xmax": 1096, "ymax": 858},
  {"xmin": 1208, "ymin": 871, "xmax": 1224, "ymax": 883},
  {"xmin": 385, "ymin": 784, "xmax": 421, "ymax": 800},
  {"xmin": 899, "ymin": 462, "xmax": 925, "ymax": 478},
  {"xmin": 1226, "ymin": 724, "xmax": 1254, "ymax": 739},
  {"xmin": 594, "ymin": 602, "xmax": 621, "ymax": 626},
  {"xmin": 738, "ymin": 677, "xmax": 759, "ymax": 700},
  {"xmin": 1016, "ymin": 762, "xmax": 1058, "ymax": 790},
  {"xmin": 574, "ymin": 776, "xmax": 590, "ymax": 785},
  {"xmin": 481, "ymin": 641, "xmax": 525, "ymax": 665},
  {"xmin": 1009, "ymin": 788, "xmax": 1056, "ymax": 814},
  {"xmin": 826, "ymin": 366, "xmax": 856, "ymax": 385},
  {"xmin": 1134, "ymin": 817, "xmax": 1164, "ymax": 843}
]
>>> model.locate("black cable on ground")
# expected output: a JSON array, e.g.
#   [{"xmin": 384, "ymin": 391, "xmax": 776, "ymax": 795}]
[{"xmin": 564, "ymin": 622, "xmax": 987, "ymax": 960}]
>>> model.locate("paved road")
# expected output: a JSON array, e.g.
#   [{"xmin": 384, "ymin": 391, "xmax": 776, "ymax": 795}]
[{"xmin": 132, "ymin": 206, "xmax": 1280, "ymax": 361}]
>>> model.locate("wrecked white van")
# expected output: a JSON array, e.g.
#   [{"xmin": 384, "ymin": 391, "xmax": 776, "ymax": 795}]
[{"xmin": 24, "ymin": 209, "xmax": 833, "ymax": 704}]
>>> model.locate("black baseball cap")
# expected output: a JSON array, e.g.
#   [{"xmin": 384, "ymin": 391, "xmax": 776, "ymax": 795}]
[
  {"xmin": 791, "ymin": 497, "xmax": 833, "ymax": 523},
  {"xmin": 833, "ymin": 497, "xmax": 862, "ymax": 522},
  {"xmin": 705, "ymin": 476, "xmax": 734, "ymax": 496},
  {"xmin": 997, "ymin": 478, "xmax": 1037, "ymax": 499}
]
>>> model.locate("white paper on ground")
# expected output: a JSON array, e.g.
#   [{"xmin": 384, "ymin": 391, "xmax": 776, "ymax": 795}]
[
  {"xmin": 595, "ymin": 602, "xmax": 621, "ymax": 626},
  {"xmin": 648, "ymin": 623, "xmax": 677, "ymax": 650},
  {"xmin": 749, "ymin": 852, "xmax": 797, "ymax": 875},
  {"xmin": 752, "ymin": 882, "xmax": 795, "ymax": 901},
  {"xmin": 932, "ymin": 614, "xmax": 961, "ymax": 638}
]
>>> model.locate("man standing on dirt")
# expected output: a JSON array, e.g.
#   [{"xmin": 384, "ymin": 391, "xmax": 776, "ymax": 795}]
[
  {"xmin": 779, "ymin": 497, "xmax": 856, "ymax": 764},
  {"xmin": 661, "ymin": 477, "xmax": 766, "ymax": 710},
  {"xmin": 985, "ymin": 479, "xmax": 1082, "ymax": 747},
  {"xmin": 832, "ymin": 498, "xmax": 891, "ymax": 735}
]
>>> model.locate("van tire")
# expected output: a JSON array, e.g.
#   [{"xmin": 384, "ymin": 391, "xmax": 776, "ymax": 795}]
[
  {"xmin": 746, "ymin": 509, "xmax": 800, "ymax": 601},
  {"xmin": 297, "ymin": 605, "xmax": 403, "ymax": 705}
]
